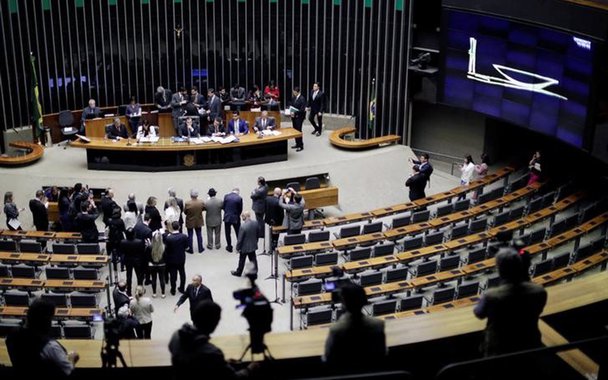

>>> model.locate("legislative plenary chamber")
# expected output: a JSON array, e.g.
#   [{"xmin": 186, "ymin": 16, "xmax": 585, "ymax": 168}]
[{"xmin": 1, "ymin": 0, "xmax": 608, "ymax": 379}]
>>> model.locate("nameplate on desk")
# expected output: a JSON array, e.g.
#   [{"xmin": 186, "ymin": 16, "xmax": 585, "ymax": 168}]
[
  {"xmin": 10, "ymin": 253, "xmax": 19, "ymax": 258},
  {"xmin": 67, "ymin": 256, "xmax": 78, "ymax": 260}
]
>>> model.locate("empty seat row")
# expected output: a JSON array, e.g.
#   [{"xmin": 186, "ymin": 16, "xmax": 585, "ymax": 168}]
[
  {"xmin": 1, "ymin": 291, "xmax": 98, "ymax": 308},
  {"xmin": 0, "ymin": 264, "xmax": 99, "ymax": 280},
  {"xmin": 0, "ymin": 321, "xmax": 94, "ymax": 339},
  {"xmin": 0, "ymin": 239, "xmax": 45, "ymax": 253},
  {"xmin": 52, "ymin": 243, "xmax": 101, "ymax": 255},
  {"xmin": 285, "ymin": 177, "xmax": 321, "ymax": 193},
  {"xmin": 289, "ymin": 252, "xmax": 339, "ymax": 270},
  {"xmin": 477, "ymin": 186, "xmax": 505, "ymax": 205},
  {"xmin": 283, "ymin": 230, "xmax": 331, "ymax": 246},
  {"xmin": 346, "ymin": 243, "xmax": 395, "ymax": 261}
]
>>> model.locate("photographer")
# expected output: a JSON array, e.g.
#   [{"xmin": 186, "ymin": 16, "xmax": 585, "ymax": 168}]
[
  {"xmin": 169, "ymin": 300, "xmax": 257, "ymax": 378},
  {"xmin": 74, "ymin": 198, "xmax": 99, "ymax": 243},
  {"xmin": 6, "ymin": 298, "xmax": 79, "ymax": 378},
  {"xmin": 279, "ymin": 188, "xmax": 305, "ymax": 234}
]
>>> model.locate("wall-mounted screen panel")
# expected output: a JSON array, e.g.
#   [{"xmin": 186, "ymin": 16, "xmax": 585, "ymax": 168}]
[{"xmin": 440, "ymin": 8, "xmax": 595, "ymax": 148}]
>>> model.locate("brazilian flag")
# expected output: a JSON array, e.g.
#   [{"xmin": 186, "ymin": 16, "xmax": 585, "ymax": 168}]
[
  {"xmin": 368, "ymin": 78, "xmax": 376, "ymax": 130},
  {"xmin": 30, "ymin": 54, "xmax": 43, "ymax": 142}
]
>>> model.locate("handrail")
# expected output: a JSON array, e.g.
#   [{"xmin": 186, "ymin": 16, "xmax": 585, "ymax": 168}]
[{"xmin": 435, "ymin": 335, "xmax": 608, "ymax": 380}]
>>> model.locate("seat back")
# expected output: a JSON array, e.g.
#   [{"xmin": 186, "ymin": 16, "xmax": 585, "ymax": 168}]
[
  {"xmin": 348, "ymin": 247, "xmax": 372, "ymax": 261},
  {"xmin": 77, "ymin": 243, "xmax": 101, "ymax": 255},
  {"xmin": 542, "ymin": 191, "xmax": 556, "ymax": 208},
  {"xmin": 0, "ymin": 264, "xmax": 10, "ymax": 277},
  {"xmin": 477, "ymin": 191, "xmax": 495, "ymax": 205},
  {"xmin": 0, "ymin": 322, "xmax": 21, "ymax": 337},
  {"xmin": 411, "ymin": 210, "xmax": 430, "ymax": 223},
  {"xmin": 359, "ymin": 271, "xmax": 383, "ymax": 287},
  {"xmin": 508, "ymin": 175, "xmax": 528, "ymax": 192},
  {"xmin": 456, "ymin": 282, "xmax": 480, "ymax": 299},
  {"xmin": 469, "ymin": 217, "xmax": 488, "ymax": 233},
  {"xmin": 485, "ymin": 274, "xmax": 501, "ymax": 289},
  {"xmin": 19, "ymin": 240, "xmax": 43, "ymax": 253},
  {"xmin": 371, "ymin": 299, "xmax": 398, "ymax": 316},
  {"xmin": 527, "ymin": 228, "xmax": 547, "ymax": 245},
  {"xmin": 285, "ymin": 182, "xmax": 301, "ymax": 192},
  {"xmin": 439, "ymin": 255, "xmax": 460, "ymax": 271},
  {"xmin": 552, "ymin": 251, "xmax": 572, "ymax": 269},
  {"xmin": 338, "ymin": 225, "xmax": 360, "ymax": 239},
  {"xmin": 315, "ymin": 252, "xmax": 338, "ymax": 266},
  {"xmin": 304, "ymin": 177, "xmax": 320, "ymax": 190},
  {"xmin": 450, "ymin": 222, "xmax": 469, "ymax": 239},
  {"xmin": 41, "ymin": 293, "xmax": 69, "ymax": 308},
  {"xmin": 527, "ymin": 197, "xmax": 543, "ymax": 214},
  {"xmin": 424, "ymin": 230, "xmax": 444, "ymax": 246},
  {"xmin": 52, "ymin": 243, "xmax": 76, "ymax": 254},
  {"xmin": 385, "ymin": 267, "xmax": 408, "ymax": 282},
  {"xmin": 492, "ymin": 210, "xmax": 510, "ymax": 227},
  {"xmin": 73, "ymin": 267, "xmax": 99, "ymax": 280},
  {"xmin": 297, "ymin": 279, "xmax": 323, "ymax": 296},
  {"xmin": 508, "ymin": 205, "xmax": 525, "ymax": 220},
  {"xmin": 70, "ymin": 293, "xmax": 98, "ymax": 308},
  {"xmin": 401, "ymin": 235, "xmax": 423, "ymax": 251},
  {"xmin": 3, "ymin": 292, "xmax": 30, "ymax": 307},
  {"xmin": 399, "ymin": 295, "xmax": 424, "ymax": 311},
  {"xmin": 284, "ymin": 233, "xmax": 306, "ymax": 246},
  {"xmin": 453, "ymin": 199, "xmax": 470, "ymax": 212},
  {"xmin": 0, "ymin": 240, "xmax": 18, "ymax": 252},
  {"xmin": 58, "ymin": 110, "xmax": 74, "ymax": 127},
  {"xmin": 308, "ymin": 230, "xmax": 330, "ymax": 242},
  {"xmin": 435, "ymin": 204, "xmax": 453, "ymax": 218},
  {"xmin": 373, "ymin": 243, "xmax": 395, "ymax": 257},
  {"xmin": 362, "ymin": 221, "xmax": 383, "ymax": 234},
  {"xmin": 45, "ymin": 267, "xmax": 71, "ymax": 280},
  {"xmin": 306, "ymin": 308, "xmax": 332, "ymax": 326},
  {"xmin": 10, "ymin": 265, "xmax": 36, "ymax": 279},
  {"xmin": 63, "ymin": 324, "xmax": 93, "ymax": 339},
  {"xmin": 429, "ymin": 287, "xmax": 456, "ymax": 305},
  {"xmin": 532, "ymin": 258, "xmax": 553, "ymax": 276},
  {"xmin": 391, "ymin": 213, "xmax": 411, "ymax": 228},
  {"xmin": 289, "ymin": 255, "xmax": 314, "ymax": 270},
  {"xmin": 411, "ymin": 260, "xmax": 437, "ymax": 277},
  {"xmin": 466, "ymin": 246, "xmax": 487, "ymax": 264}
]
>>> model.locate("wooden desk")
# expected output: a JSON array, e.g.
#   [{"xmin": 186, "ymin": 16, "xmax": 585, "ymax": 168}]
[
  {"xmin": 84, "ymin": 116, "xmax": 128, "ymax": 138},
  {"xmin": 371, "ymin": 202, "xmax": 416, "ymax": 218},
  {"xmin": 409, "ymin": 269, "xmax": 464, "ymax": 289},
  {"xmin": 342, "ymin": 255, "xmax": 399, "ymax": 273},
  {"xmin": 580, "ymin": 212, "xmax": 608, "ymax": 232},
  {"xmin": 272, "ymin": 219, "xmax": 324, "ymax": 234},
  {"xmin": 0, "ymin": 230, "xmax": 28, "ymax": 239},
  {"xmin": 332, "ymin": 232, "xmax": 385, "ymax": 250},
  {"xmin": 300, "ymin": 187, "xmax": 339, "ymax": 210},
  {"xmin": 0, "ymin": 252, "xmax": 50, "ymax": 265},
  {"xmin": 54, "ymin": 232, "xmax": 83, "ymax": 241},
  {"xmin": 71, "ymin": 128, "xmax": 302, "ymax": 171},
  {"xmin": 277, "ymin": 241, "xmax": 333, "ymax": 258},
  {"xmin": 0, "ymin": 141, "xmax": 44, "ymax": 167},
  {"xmin": 223, "ymin": 110, "xmax": 282, "ymax": 133},
  {"xmin": 0, "ymin": 306, "xmax": 103, "ymax": 320},
  {"xmin": 329, "ymin": 127, "xmax": 400, "ymax": 149},
  {"xmin": 383, "ymin": 221, "xmax": 432, "ymax": 241},
  {"xmin": 0, "ymin": 277, "xmax": 45, "ymax": 290},
  {"xmin": 443, "ymin": 232, "xmax": 491, "ymax": 251},
  {"xmin": 50, "ymin": 254, "xmax": 109, "ymax": 266},
  {"xmin": 533, "ymin": 267, "xmax": 576, "ymax": 286},
  {"xmin": 44, "ymin": 279, "xmax": 107, "ymax": 292},
  {"xmin": 413, "ymin": 191, "xmax": 457, "ymax": 209},
  {"xmin": 395, "ymin": 244, "xmax": 446, "ymax": 264},
  {"xmin": 325, "ymin": 211, "xmax": 374, "ymax": 227},
  {"xmin": 570, "ymin": 250, "xmax": 608, "ymax": 272},
  {"xmin": 285, "ymin": 265, "xmax": 336, "ymax": 282}
]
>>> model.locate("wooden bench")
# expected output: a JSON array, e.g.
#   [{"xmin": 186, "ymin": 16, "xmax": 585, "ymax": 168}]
[
  {"xmin": 0, "ymin": 141, "xmax": 44, "ymax": 166},
  {"xmin": 0, "ymin": 277, "xmax": 45, "ymax": 290},
  {"xmin": 50, "ymin": 254, "xmax": 109, "ymax": 267},
  {"xmin": 44, "ymin": 279, "xmax": 107, "ymax": 292},
  {"xmin": 0, "ymin": 306, "xmax": 103, "ymax": 320},
  {"xmin": 329, "ymin": 127, "xmax": 401, "ymax": 149},
  {"xmin": 0, "ymin": 252, "xmax": 50, "ymax": 265}
]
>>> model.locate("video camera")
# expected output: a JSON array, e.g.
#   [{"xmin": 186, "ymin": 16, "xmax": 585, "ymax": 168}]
[
  {"xmin": 93, "ymin": 313, "xmax": 128, "ymax": 368},
  {"xmin": 233, "ymin": 273, "xmax": 274, "ymax": 356},
  {"xmin": 323, "ymin": 266, "xmax": 352, "ymax": 304}
]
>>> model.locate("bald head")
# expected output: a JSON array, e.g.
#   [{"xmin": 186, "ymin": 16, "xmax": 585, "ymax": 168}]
[{"xmin": 273, "ymin": 187, "xmax": 282, "ymax": 197}]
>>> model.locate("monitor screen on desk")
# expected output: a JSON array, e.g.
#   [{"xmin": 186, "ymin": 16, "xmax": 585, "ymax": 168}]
[
  {"xmin": 440, "ymin": 9, "xmax": 596, "ymax": 149},
  {"xmin": 84, "ymin": 113, "xmax": 99, "ymax": 120}
]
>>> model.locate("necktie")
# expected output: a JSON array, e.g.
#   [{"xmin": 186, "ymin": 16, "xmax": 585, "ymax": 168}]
[
  {"xmin": 314, "ymin": 91, "xmax": 317, "ymax": 100},
  {"xmin": 262, "ymin": 119, "xmax": 266, "ymax": 129},
  {"xmin": 195, "ymin": 287, "xmax": 199, "ymax": 297}
]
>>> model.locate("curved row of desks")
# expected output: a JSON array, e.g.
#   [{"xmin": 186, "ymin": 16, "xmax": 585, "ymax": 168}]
[
  {"xmin": 0, "ymin": 141, "xmax": 44, "ymax": 167},
  {"xmin": 1, "ymin": 270, "xmax": 605, "ymax": 368},
  {"xmin": 329, "ymin": 127, "xmax": 401, "ymax": 149}
]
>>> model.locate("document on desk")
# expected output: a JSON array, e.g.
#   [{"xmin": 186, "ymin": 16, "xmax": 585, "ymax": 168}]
[
  {"xmin": 188, "ymin": 137, "xmax": 205, "ymax": 145},
  {"xmin": 138, "ymin": 136, "xmax": 159, "ymax": 143},
  {"xmin": 219, "ymin": 135, "xmax": 238, "ymax": 144},
  {"xmin": 261, "ymin": 130, "xmax": 281, "ymax": 136}
]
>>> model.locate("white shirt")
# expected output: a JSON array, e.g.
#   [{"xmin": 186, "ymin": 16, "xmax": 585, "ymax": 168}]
[
  {"xmin": 136, "ymin": 125, "xmax": 157, "ymax": 140},
  {"xmin": 460, "ymin": 162, "xmax": 475, "ymax": 185}
]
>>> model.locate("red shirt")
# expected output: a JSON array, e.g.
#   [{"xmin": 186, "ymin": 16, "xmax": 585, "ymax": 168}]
[{"xmin": 264, "ymin": 86, "xmax": 280, "ymax": 100}]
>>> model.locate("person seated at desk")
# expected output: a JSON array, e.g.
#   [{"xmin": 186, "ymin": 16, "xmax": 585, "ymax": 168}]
[
  {"xmin": 264, "ymin": 80, "xmax": 280, "ymax": 104},
  {"xmin": 248, "ymin": 84, "xmax": 264, "ymax": 104},
  {"xmin": 106, "ymin": 117, "xmax": 129, "ymax": 140},
  {"xmin": 179, "ymin": 117, "xmax": 200, "ymax": 138},
  {"xmin": 81, "ymin": 98, "xmax": 101, "ymax": 133},
  {"xmin": 218, "ymin": 86, "xmax": 230, "ymax": 103},
  {"xmin": 155, "ymin": 86, "xmax": 172, "ymax": 112},
  {"xmin": 125, "ymin": 96, "xmax": 142, "ymax": 133},
  {"xmin": 137, "ymin": 119, "xmax": 157, "ymax": 140},
  {"xmin": 253, "ymin": 111, "xmax": 276, "ymax": 132},
  {"xmin": 207, "ymin": 117, "xmax": 226, "ymax": 137},
  {"xmin": 227, "ymin": 111, "xmax": 249, "ymax": 136},
  {"xmin": 230, "ymin": 83, "xmax": 246, "ymax": 101}
]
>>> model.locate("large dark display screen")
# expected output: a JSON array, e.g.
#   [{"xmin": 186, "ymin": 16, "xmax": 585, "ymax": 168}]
[{"xmin": 440, "ymin": 9, "xmax": 595, "ymax": 148}]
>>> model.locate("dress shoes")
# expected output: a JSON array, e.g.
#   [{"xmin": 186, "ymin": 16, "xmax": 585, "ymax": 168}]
[
  {"xmin": 170, "ymin": 289, "xmax": 176, "ymax": 296},
  {"xmin": 185, "ymin": 249, "xmax": 193, "ymax": 254},
  {"xmin": 315, "ymin": 132, "xmax": 321, "ymax": 136},
  {"xmin": 226, "ymin": 246, "xmax": 233, "ymax": 253},
  {"xmin": 198, "ymin": 248, "xmax": 205, "ymax": 254},
  {"xmin": 296, "ymin": 147, "xmax": 303, "ymax": 152},
  {"xmin": 311, "ymin": 130, "xmax": 317, "ymax": 135},
  {"xmin": 291, "ymin": 145, "xmax": 298, "ymax": 149},
  {"xmin": 231, "ymin": 270, "xmax": 241, "ymax": 277},
  {"xmin": 178, "ymin": 288, "xmax": 185, "ymax": 294}
]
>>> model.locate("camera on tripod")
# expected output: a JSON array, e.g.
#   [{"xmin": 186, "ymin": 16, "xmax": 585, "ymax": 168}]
[
  {"xmin": 323, "ymin": 266, "xmax": 352, "ymax": 304},
  {"xmin": 233, "ymin": 273, "xmax": 274, "ymax": 359},
  {"xmin": 93, "ymin": 312, "xmax": 127, "ymax": 368}
]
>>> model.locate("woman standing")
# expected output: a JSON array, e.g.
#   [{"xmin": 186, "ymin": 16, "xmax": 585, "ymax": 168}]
[
  {"xmin": 148, "ymin": 229, "xmax": 166, "ymax": 298},
  {"xmin": 472, "ymin": 153, "xmax": 490, "ymax": 202},
  {"xmin": 129, "ymin": 285, "xmax": 154, "ymax": 339},
  {"xmin": 164, "ymin": 198, "xmax": 181, "ymax": 232},
  {"xmin": 528, "ymin": 151, "xmax": 542, "ymax": 185},
  {"xmin": 458, "ymin": 155, "xmax": 475, "ymax": 200},
  {"xmin": 145, "ymin": 196, "xmax": 162, "ymax": 232},
  {"xmin": 4, "ymin": 192, "xmax": 23, "ymax": 230}
]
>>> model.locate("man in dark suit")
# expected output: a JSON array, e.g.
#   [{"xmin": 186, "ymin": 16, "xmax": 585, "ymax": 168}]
[
  {"xmin": 227, "ymin": 111, "xmax": 249, "ymax": 135},
  {"xmin": 250, "ymin": 176, "xmax": 268, "ymax": 239},
  {"xmin": 265, "ymin": 188, "xmax": 285, "ymax": 251},
  {"xmin": 164, "ymin": 221, "xmax": 189, "ymax": 295},
  {"xmin": 179, "ymin": 116, "xmax": 200, "ymax": 138},
  {"xmin": 155, "ymin": 86, "xmax": 172, "ymax": 111},
  {"xmin": 171, "ymin": 87, "xmax": 188, "ymax": 135},
  {"xmin": 119, "ymin": 229, "xmax": 146, "ymax": 295},
  {"xmin": 29, "ymin": 190, "xmax": 49, "ymax": 232},
  {"xmin": 207, "ymin": 117, "xmax": 226, "ymax": 137},
  {"xmin": 231, "ymin": 211, "xmax": 259, "ymax": 278},
  {"xmin": 223, "ymin": 188, "xmax": 243, "ymax": 253},
  {"xmin": 106, "ymin": 117, "xmax": 129, "ymax": 140},
  {"xmin": 173, "ymin": 274, "xmax": 213, "ymax": 322},
  {"xmin": 307, "ymin": 82, "xmax": 326, "ymax": 136},
  {"xmin": 405, "ymin": 165, "xmax": 427, "ymax": 202},
  {"xmin": 80, "ymin": 98, "xmax": 101, "ymax": 132},
  {"xmin": 253, "ymin": 111, "xmax": 276, "ymax": 132},
  {"xmin": 410, "ymin": 152, "xmax": 434, "ymax": 185},
  {"xmin": 206, "ymin": 89, "xmax": 222, "ymax": 123},
  {"xmin": 230, "ymin": 84, "xmax": 246, "ymax": 101},
  {"xmin": 100, "ymin": 188, "xmax": 118, "ymax": 227},
  {"xmin": 289, "ymin": 87, "xmax": 307, "ymax": 151},
  {"xmin": 133, "ymin": 214, "xmax": 153, "ymax": 242}
]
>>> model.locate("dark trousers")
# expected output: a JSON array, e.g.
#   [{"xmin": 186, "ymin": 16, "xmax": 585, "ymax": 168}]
[
  {"xmin": 292, "ymin": 117, "xmax": 304, "ymax": 147},
  {"xmin": 255, "ymin": 212, "xmax": 265, "ymax": 239},
  {"xmin": 187, "ymin": 227, "xmax": 204, "ymax": 252},
  {"xmin": 235, "ymin": 251, "xmax": 258, "ymax": 275},
  {"xmin": 167, "ymin": 262, "xmax": 186, "ymax": 293},
  {"xmin": 224, "ymin": 221, "xmax": 241, "ymax": 250},
  {"xmin": 136, "ymin": 321, "xmax": 152, "ymax": 339},
  {"xmin": 125, "ymin": 262, "xmax": 144, "ymax": 295},
  {"xmin": 308, "ymin": 112, "xmax": 322, "ymax": 133},
  {"xmin": 149, "ymin": 265, "xmax": 166, "ymax": 295}
]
